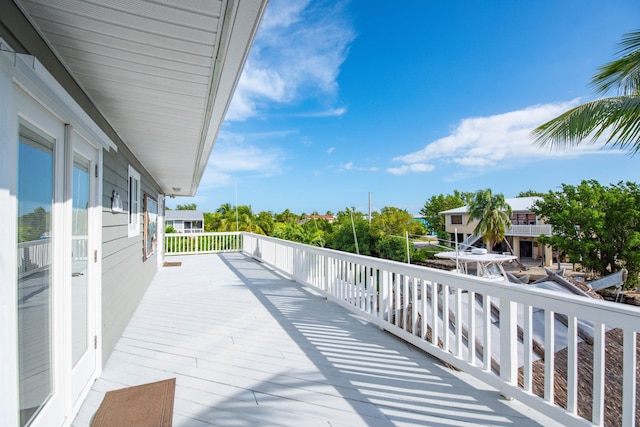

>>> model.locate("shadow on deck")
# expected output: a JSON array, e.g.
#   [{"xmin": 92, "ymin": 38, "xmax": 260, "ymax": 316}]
[{"xmin": 73, "ymin": 253, "xmax": 557, "ymax": 426}]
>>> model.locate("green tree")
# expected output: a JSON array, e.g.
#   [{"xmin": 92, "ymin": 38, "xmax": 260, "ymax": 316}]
[
  {"xmin": 302, "ymin": 216, "xmax": 332, "ymax": 234},
  {"xmin": 274, "ymin": 208, "xmax": 299, "ymax": 224},
  {"xmin": 18, "ymin": 207, "xmax": 50, "ymax": 242},
  {"xmin": 176, "ymin": 203, "xmax": 197, "ymax": 210},
  {"xmin": 203, "ymin": 211, "xmax": 223, "ymax": 232},
  {"xmin": 272, "ymin": 222, "xmax": 326, "ymax": 246},
  {"xmin": 255, "ymin": 211, "xmax": 275, "ymax": 236},
  {"xmin": 517, "ymin": 190, "xmax": 545, "ymax": 197},
  {"xmin": 374, "ymin": 235, "xmax": 417, "ymax": 263},
  {"xmin": 420, "ymin": 191, "xmax": 471, "ymax": 237},
  {"xmin": 272, "ymin": 222, "xmax": 304, "ymax": 242},
  {"xmin": 325, "ymin": 208, "xmax": 373, "ymax": 255},
  {"xmin": 371, "ymin": 206, "xmax": 425, "ymax": 237},
  {"xmin": 532, "ymin": 180, "xmax": 640, "ymax": 286},
  {"xmin": 216, "ymin": 203, "xmax": 233, "ymax": 216},
  {"xmin": 467, "ymin": 189, "xmax": 512, "ymax": 251},
  {"xmin": 533, "ymin": 30, "xmax": 640, "ymax": 154},
  {"xmin": 204, "ymin": 203, "xmax": 265, "ymax": 234},
  {"xmin": 236, "ymin": 205, "xmax": 265, "ymax": 234}
]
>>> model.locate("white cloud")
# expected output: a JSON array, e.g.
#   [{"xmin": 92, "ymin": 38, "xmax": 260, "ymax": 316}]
[
  {"xmin": 387, "ymin": 163, "xmax": 435, "ymax": 175},
  {"xmin": 226, "ymin": 0, "xmax": 355, "ymax": 121},
  {"xmin": 198, "ymin": 133, "xmax": 286, "ymax": 189},
  {"xmin": 390, "ymin": 100, "xmax": 616, "ymax": 176},
  {"xmin": 289, "ymin": 107, "xmax": 347, "ymax": 118},
  {"xmin": 259, "ymin": 0, "xmax": 311, "ymax": 30},
  {"xmin": 327, "ymin": 147, "xmax": 335, "ymax": 154},
  {"xmin": 336, "ymin": 161, "xmax": 378, "ymax": 173}
]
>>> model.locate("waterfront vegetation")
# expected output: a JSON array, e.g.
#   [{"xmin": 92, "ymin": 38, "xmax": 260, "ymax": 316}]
[
  {"xmin": 533, "ymin": 180, "xmax": 640, "ymax": 287},
  {"xmin": 167, "ymin": 178, "xmax": 640, "ymax": 288},
  {"xmin": 168, "ymin": 203, "xmax": 428, "ymax": 263}
]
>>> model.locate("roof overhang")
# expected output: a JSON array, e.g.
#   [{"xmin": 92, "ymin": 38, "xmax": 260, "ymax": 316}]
[{"xmin": 14, "ymin": 0, "xmax": 268, "ymax": 196}]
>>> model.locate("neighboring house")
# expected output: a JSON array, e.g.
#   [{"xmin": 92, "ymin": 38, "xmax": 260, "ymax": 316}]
[
  {"xmin": 440, "ymin": 197, "xmax": 553, "ymax": 265},
  {"xmin": 301, "ymin": 214, "xmax": 336, "ymax": 224},
  {"xmin": 0, "ymin": 2, "xmax": 267, "ymax": 426},
  {"xmin": 165, "ymin": 210, "xmax": 205, "ymax": 233},
  {"xmin": 412, "ymin": 215, "xmax": 428, "ymax": 226}
]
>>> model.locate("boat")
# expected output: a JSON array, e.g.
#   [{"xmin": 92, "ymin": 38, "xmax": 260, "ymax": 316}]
[
  {"xmin": 434, "ymin": 247, "xmax": 517, "ymax": 281},
  {"xmin": 414, "ymin": 248, "xmax": 621, "ymax": 371}
]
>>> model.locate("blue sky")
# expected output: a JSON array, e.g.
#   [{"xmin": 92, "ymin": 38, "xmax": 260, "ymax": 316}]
[{"xmin": 167, "ymin": 0, "xmax": 640, "ymax": 215}]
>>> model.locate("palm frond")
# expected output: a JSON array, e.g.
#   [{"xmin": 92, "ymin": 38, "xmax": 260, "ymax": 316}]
[
  {"xmin": 591, "ymin": 31, "xmax": 640, "ymax": 95},
  {"xmin": 532, "ymin": 95, "xmax": 640, "ymax": 153}
]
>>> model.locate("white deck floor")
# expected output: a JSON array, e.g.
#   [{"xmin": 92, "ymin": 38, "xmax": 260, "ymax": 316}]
[{"xmin": 73, "ymin": 253, "xmax": 558, "ymax": 426}]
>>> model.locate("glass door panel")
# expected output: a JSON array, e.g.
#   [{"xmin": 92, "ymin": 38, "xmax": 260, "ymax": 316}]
[
  {"xmin": 16, "ymin": 122, "xmax": 55, "ymax": 427},
  {"xmin": 71, "ymin": 155, "xmax": 90, "ymax": 365}
]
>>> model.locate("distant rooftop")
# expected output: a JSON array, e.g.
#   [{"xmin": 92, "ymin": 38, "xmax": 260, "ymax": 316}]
[
  {"xmin": 302, "ymin": 214, "xmax": 335, "ymax": 223},
  {"xmin": 439, "ymin": 196, "xmax": 542, "ymax": 215},
  {"xmin": 165, "ymin": 210, "xmax": 204, "ymax": 221}
]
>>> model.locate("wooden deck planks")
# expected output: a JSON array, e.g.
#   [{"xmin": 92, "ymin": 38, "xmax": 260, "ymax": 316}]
[{"xmin": 73, "ymin": 253, "xmax": 557, "ymax": 426}]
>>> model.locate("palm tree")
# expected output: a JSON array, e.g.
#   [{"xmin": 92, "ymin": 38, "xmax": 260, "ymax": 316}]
[
  {"xmin": 467, "ymin": 189, "xmax": 512, "ymax": 251},
  {"xmin": 532, "ymin": 30, "xmax": 640, "ymax": 153},
  {"xmin": 216, "ymin": 203, "xmax": 233, "ymax": 215}
]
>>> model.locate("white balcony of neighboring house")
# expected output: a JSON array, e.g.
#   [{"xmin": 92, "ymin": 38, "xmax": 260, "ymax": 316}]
[
  {"xmin": 507, "ymin": 223, "xmax": 553, "ymax": 236},
  {"xmin": 165, "ymin": 210, "xmax": 205, "ymax": 233}
]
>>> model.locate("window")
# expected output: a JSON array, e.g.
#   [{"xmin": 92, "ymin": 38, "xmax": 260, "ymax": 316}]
[
  {"xmin": 451, "ymin": 215, "xmax": 463, "ymax": 225},
  {"xmin": 128, "ymin": 165, "xmax": 141, "ymax": 237},
  {"xmin": 510, "ymin": 213, "xmax": 537, "ymax": 225},
  {"xmin": 17, "ymin": 121, "xmax": 55, "ymax": 425}
]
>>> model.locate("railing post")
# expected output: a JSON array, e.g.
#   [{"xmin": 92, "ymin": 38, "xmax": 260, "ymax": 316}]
[
  {"xmin": 622, "ymin": 330, "xmax": 637, "ymax": 427},
  {"xmin": 381, "ymin": 270, "xmax": 390, "ymax": 321},
  {"xmin": 499, "ymin": 298, "xmax": 517, "ymax": 390}
]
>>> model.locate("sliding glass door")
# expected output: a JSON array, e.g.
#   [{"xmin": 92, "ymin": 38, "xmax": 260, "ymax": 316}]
[
  {"xmin": 15, "ymin": 90, "xmax": 100, "ymax": 427},
  {"xmin": 16, "ymin": 121, "xmax": 56, "ymax": 427}
]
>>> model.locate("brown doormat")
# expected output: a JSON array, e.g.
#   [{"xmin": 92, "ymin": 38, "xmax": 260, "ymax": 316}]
[
  {"xmin": 91, "ymin": 378, "xmax": 176, "ymax": 427},
  {"xmin": 163, "ymin": 262, "xmax": 182, "ymax": 267}
]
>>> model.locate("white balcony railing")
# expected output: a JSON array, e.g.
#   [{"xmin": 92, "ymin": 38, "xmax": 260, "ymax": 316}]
[
  {"xmin": 17, "ymin": 239, "xmax": 51, "ymax": 278},
  {"xmin": 165, "ymin": 232, "xmax": 638, "ymax": 426},
  {"xmin": 508, "ymin": 224, "xmax": 552, "ymax": 236},
  {"xmin": 18, "ymin": 236, "xmax": 89, "ymax": 278},
  {"xmin": 241, "ymin": 233, "xmax": 638, "ymax": 427},
  {"xmin": 164, "ymin": 232, "xmax": 242, "ymax": 255}
]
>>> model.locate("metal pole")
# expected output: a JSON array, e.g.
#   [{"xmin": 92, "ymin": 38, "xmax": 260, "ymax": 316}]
[
  {"xmin": 368, "ymin": 192, "xmax": 372, "ymax": 225},
  {"xmin": 350, "ymin": 211, "xmax": 359, "ymax": 255},
  {"xmin": 406, "ymin": 231, "xmax": 411, "ymax": 264},
  {"xmin": 455, "ymin": 227, "xmax": 459, "ymax": 272},
  {"xmin": 235, "ymin": 178, "xmax": 239, "ymax": 232}
]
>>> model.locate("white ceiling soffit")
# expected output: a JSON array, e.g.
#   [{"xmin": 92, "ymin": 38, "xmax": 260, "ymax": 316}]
[{"xmin": 17, "ymin": 0, "xmax": 267, "ymax": 196}]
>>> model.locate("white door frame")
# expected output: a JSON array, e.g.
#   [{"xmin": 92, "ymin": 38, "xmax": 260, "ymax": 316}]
[
  {"xmin": 10, "ymin": 78, "xmax": 105, "ymax": 427},
  {"xmin": 14, "ymin": 84, "xmax": 67, "ymax": 427},
  {"xmin": 2, "ymin": 47, "xmax": 111, "ymax": 427},
  {"xmin": 68, "ymin": 129, "xmax": 100, "ymax": 411}
]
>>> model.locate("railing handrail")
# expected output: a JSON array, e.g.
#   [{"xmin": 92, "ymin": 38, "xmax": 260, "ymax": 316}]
[
  {"xmin": 164, "ymin": 231, "xmax": 242, "ymax": 255},
  {"xmin": 164, "ymin": 231, "xmax": 240, "ymax": 236},
  {"xmin": 508, "ymin": 224, "xmax": 553, "ymax": 236},
  {"xmin": 241, "ymin": 233, "xmax": 638, "ymax": 327}
]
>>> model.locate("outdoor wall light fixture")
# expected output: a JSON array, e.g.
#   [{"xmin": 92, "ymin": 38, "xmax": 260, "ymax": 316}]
[{"xmin": 111, "ymin": 190, "xmax": 123, "ymax": 213}]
